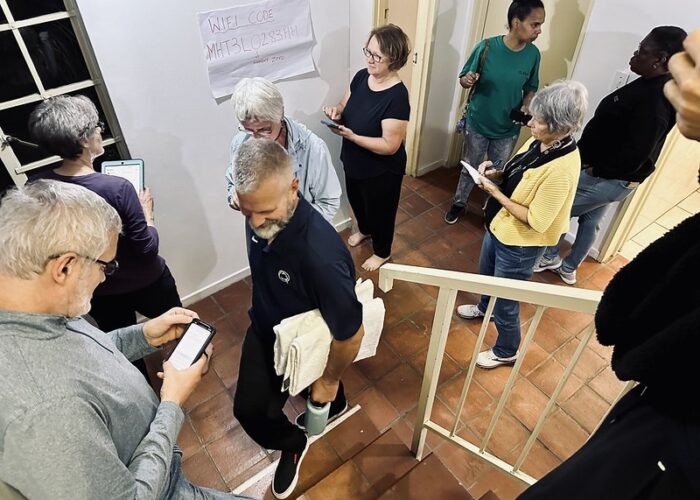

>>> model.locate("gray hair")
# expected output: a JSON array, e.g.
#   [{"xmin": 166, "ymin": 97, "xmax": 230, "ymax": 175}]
[
  {"xmin": 28, "ymin": 95, "xmax": 100, "ymax": 160},
  {"xmin": 233, "ymin": 139, "xmax": 292, "ymax": 194},
  {"xmin": 529, "ymin": 80, "xmax": 588, "ymax": 136},
  {"xmin": 0, "ymin": 180, "xmax": 121, "ymax": 279},
  {"xmin": 231, "ymin": 78, "xmax": 284, "ymax": 123}
]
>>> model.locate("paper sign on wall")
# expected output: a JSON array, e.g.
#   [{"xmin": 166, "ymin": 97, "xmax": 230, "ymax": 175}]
[{"xmin": 198, "ymin": 0, "xmax": 315, "ymax": 99}]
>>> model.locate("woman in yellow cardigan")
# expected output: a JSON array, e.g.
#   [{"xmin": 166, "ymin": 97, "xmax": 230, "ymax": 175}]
[{"xmin": 457, "ymin": 80, "xmax": 588, "ymax": 369}]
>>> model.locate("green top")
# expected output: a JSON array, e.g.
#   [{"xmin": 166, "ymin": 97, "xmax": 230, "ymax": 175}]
[{"xmin": 460, "ymin": 35, "xmax": 540, "ymax": 139}]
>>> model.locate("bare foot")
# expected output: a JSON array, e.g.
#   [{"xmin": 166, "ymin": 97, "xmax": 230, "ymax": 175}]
[
  {"xmin": 361, "ymin": 254, "xmax": 390, "ymax": 271},
  {"xmin": 347, "ymin": 232, "xmax": 370, "ymax": 247}
]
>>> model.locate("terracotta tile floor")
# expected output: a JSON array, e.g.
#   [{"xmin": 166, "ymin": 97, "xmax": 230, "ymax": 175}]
[{"xmin": 151, "ymin": 167, "xmax": 630, "ymax": 499}]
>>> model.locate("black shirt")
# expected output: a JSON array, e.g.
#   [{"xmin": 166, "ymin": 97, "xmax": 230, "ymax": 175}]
[
  {"xmin": 340, "ymin": 69, "xmax": 411, "ymax": 179},
  {"xmin": 247, "ymin": 195, "xmax": 363, "ymax": 341},
  {"xmin": 578, "ymin": 74, "xmax": 675, "ymax": 182}
]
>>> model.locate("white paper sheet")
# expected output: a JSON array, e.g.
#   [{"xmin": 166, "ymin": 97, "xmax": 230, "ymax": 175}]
[
  {"xmin": 198, "ymin": 0, "xmax": 315, "ymax": 98},
  {"xmin": 461, "ymin": 160, "xmax": 486, "ymax": 185}
]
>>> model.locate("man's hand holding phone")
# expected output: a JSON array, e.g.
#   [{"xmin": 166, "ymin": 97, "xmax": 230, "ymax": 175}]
[
  {"xmin": 158, "ymin": 344, "xmax": 213, "ymax": 407},
  {"xmin": 143, "ymin": 307, "xmax": 199, "ymax": 347}
]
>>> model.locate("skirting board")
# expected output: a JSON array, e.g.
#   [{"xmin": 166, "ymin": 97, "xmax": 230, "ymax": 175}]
[
  {"xmin": 415, "ymin": 159, "xmax": 445, "ymax": 177},
  {"xmin": 181, "ymin": 216, "xmax": 353, "ymax": 306}
]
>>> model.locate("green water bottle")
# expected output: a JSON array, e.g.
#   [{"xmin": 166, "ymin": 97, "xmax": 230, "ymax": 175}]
[{"xmin": 305, "ymin": 398, "xmax": 330, "ymax": 436}]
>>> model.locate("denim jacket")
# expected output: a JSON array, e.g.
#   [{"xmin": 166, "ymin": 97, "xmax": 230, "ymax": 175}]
[{"xmin": 226, "ymin": 117, "xmax": 342, "ymax": 222}]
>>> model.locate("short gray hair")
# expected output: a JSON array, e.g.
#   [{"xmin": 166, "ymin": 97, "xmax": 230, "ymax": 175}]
[
  {"xmin": 231, "ymin": 78, "xmax": 284, "ymax": 123},
  {"xmin": 0, "ymin": 180, "xmax": 121, "ymax": 279},
  {"xmin": 28, "ymin": 95, "xmax": 100, "ymax": 160},
  {"xmin": 529, "ymin": 80, "xmax": 588, "ymax": 136},
  {"xmin": 234, "ymin": 139, "xmax": 292, "ymax": 194}
]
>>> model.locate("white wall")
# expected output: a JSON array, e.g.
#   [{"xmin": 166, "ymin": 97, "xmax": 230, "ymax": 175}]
[
  {"xmin": 76, "ymin": 0, "xmax": 373, "ymax": 302},
  {"xmin": 569, "ymin": 0, "xmax": 698, "ymax": 256},
  {"xmin": 416, "ymin": 0, "xmax": 475, "ymax": 173}
]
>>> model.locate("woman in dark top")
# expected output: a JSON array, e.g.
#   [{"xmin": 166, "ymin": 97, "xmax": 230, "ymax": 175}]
[
  {"xmin": 324, "ymin": 24, "xmax": 411, "ymax": 271},
  {"xmin": 28, "ymin": 95, "xmax": 181, "ymax": 378},
  {"xmin": 535, "ymin": 26, "xmax": 687, "ymax": 286}
]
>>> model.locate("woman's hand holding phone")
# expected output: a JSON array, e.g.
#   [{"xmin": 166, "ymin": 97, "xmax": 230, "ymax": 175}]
[{"xmin": 322, "ymin": 105, "xmax": 342, "ymax": 121}]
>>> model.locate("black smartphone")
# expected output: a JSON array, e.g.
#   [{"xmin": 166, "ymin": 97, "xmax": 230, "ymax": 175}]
[
  {"xmin": 321, "ymin": 118, "xmax": 342, "ymax": 130},
  {"xmin": 510, "ymin": 109, "xmax": 533, "ymax": 126},
  {"xmin": 168, "ymin": 318, "xmax": 216, "ymax": 370}
]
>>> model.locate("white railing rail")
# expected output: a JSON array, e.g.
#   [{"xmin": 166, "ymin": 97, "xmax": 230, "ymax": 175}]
[{"xmin": 378, "ymin": 263, "xmax": 634, "ymax": 485}]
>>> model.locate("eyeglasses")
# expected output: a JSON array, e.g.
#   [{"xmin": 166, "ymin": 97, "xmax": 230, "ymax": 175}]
[
  {"xmin": 93, "ymin": 257, "xmax": 119, "ymax": 276},
  {"xmin": 47, "ymin": 253, "xmax": 119, "ymax": 276},
  {"xmin": 81, "ymin": 120, "xmax": 105, "ymax": 137},
  {"xmin": 238, "ymin": 123, "xmax": 274, "ymax": 137},
  {"xmin": 362, "ymin": 47, "xmax": 383, "ymax": 63}
]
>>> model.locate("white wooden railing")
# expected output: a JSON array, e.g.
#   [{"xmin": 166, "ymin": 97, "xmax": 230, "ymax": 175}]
[{"xmin": 378, "ymin": 263, "xmax": 635, "ymax": 485}]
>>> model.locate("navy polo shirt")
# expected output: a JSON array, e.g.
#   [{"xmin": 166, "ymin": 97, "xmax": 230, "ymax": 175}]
[{"xmin": 247, "ymin": 195, "xmax": 363, "ymax": 341}]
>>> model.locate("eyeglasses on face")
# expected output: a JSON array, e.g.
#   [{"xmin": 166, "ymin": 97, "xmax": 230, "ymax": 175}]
[
  {"xmin": 81, "ymin": 120, "xmax": 105, "ymax": 137},
  {"xmin": 46, "ymin": 253, "xmax": 119, "ymax": 276},
  {"xmin": 362, "ymin": 47, "xmax": 383, "ymax": 63},
  {"xmin": 93, "ymin": 257, "xmax": 119, "ymax": 276},
  {"xmin": 238, "ymin": 123, "xmax": 275, "ymax": 137}
]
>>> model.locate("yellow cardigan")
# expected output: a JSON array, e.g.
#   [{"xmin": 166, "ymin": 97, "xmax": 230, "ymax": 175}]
[{"xmin": 489, "ymin": 139, "xmax": 581, "ymax": 247}]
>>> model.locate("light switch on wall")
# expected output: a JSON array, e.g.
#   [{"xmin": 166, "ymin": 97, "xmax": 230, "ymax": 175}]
[{"xmin": 611, "ymin": 70, "xmax": 631, "ymax": 91}]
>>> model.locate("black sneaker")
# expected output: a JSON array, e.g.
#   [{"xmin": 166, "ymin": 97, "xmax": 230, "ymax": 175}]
[
  {"xmin": 444, "ymin": 204, "xmax": 464, "ymax": 224},
  {"xmin": 272, "ymin": 437, "xmax": 309, "ymax": 499},
  {"xmin": 294, "ymin": 402, "xmax": 349, "ymax": 431}
]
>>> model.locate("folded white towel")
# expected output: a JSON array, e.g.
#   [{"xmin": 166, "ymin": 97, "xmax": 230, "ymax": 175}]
[
  {"xmin": 283, "ymin": 311, "xmax": 332, "ymax": 395},
  {"xmin": 273, "ymin": 278, "xmax": 385, "ymax": 396}
]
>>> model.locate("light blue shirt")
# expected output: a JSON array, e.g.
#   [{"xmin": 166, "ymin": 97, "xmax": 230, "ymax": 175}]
[{"xmin": 226, "ymin": 117, "xmax": 342, "ymax": 222}]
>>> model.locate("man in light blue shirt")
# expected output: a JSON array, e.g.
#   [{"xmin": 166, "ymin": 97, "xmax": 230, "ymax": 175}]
[{"xmin": 225, "ymin": 78, "xmax": 342, "ymax": 223}]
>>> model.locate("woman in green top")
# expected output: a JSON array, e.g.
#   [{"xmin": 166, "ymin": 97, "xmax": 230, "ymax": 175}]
[{"xmin": 445, "ymin": 0, "xmax": 544, "ymax": 224}]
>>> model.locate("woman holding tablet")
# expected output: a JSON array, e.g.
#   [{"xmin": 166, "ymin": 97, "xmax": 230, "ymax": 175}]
[
  {"xmin": 323, "ymin": 24, "xmax": 411, "ymax": 271},
  {"xmin": 28, "ymin": 95, "xmax": 181, "ymax": 380},
  {"xmin": 457, "ymin": 81, "xmax": 587, "ymax": 369}
]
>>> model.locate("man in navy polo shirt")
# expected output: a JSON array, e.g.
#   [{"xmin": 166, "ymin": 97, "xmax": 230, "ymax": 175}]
[{"xmin": 231, "ymin": 139, "xmax": 364, "ymax": 499}]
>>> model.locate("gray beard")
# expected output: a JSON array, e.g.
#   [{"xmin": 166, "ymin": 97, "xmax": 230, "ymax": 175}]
[{"xmin": 250, "ymin": 198, "xmax": 296, "ymax": 241}]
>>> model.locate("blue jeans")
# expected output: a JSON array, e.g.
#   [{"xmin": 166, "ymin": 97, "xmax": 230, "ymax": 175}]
[
  {"xmin": 453, "ymin": 122, "xmax": 518, "ymax": 207},
  {"xmin": 477, "ymin": 231, "xmax": 544, "ymax": 358},
  {"xmin": 543, "ymin": 170, "xmax": 637, "ymax": 273},
  {"xmin": 167, "ymin": 451, "xmax": 252, "ymax": 499}
]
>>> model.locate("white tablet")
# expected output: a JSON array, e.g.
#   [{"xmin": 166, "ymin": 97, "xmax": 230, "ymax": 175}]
[
  {"xmin": 461, "ymin": 160, "xmax": 486, "ymax": 185},
  {"xmin": 102, "ymin": 159, "xmax": 144, "ymax": 193}
]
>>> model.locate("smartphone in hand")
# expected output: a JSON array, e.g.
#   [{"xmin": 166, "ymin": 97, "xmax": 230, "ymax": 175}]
[
  {"xmin": 510, "ymin": 109, "xmax": 533, "ymax": 126},
  {"xmin": 321, "ymin": 119, "xmax": 342, "ymax": 130},
  {"xmin": 168, "ymin": 318, "xmax": 216, "ymax": 370}
]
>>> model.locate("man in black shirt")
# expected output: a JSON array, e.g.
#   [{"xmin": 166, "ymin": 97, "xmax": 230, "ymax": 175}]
[
  {"xmin": 230, "ymin": 139, "xmax": 364, "ymax": 499},
  {"xmin": 535, "ymin": 26, "xmax": 687, "ymax": 285}
]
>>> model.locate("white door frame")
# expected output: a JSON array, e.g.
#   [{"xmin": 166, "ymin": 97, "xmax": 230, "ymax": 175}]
[{"xmin": 374, "ymin": 0, "xmax": 439, "ymax": 176}]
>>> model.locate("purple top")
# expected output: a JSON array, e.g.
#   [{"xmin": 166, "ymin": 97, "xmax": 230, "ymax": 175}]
[{"xmin": 30, "ymin": 170, "xmax": 166, "ymax": 295}]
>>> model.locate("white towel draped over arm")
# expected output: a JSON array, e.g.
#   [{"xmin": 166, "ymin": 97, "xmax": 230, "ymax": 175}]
[{"xmin": 273, "ymin": 278, "xmax": 385, "ymax": 396}]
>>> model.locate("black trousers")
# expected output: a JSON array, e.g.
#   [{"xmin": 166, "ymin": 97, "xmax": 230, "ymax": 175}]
[
  {"xmin": 233, "ymin": 327, "xmax": 347, "ymax": 452},
  {"xmin": 345, "ymin": 170, "xmax": 403, "ymax": 258},
  {"xmin": 89, "ymin": 265, "xmax": 181, "ymax": 377}
]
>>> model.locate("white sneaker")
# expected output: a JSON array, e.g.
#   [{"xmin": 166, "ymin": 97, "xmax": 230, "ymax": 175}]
[
  {"xmin": 554, "ymin": 267, "xmax": 577, "ymax": 286},
  {"xmin": 457, "ymin": 304, "xmax": 485, "ymax": 320},
  {"xmin": 476, "ymin": 349, "xmax": 518, "ymax": 369},
  {"xmin": 534, "ymin": 255, "xmax": 562, "ymax": 273}
]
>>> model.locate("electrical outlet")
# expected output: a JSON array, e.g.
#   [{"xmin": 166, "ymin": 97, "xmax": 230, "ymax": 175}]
[{"xmin": 611, "ymin": 70, "xmax": 630, "ymax": 91}]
